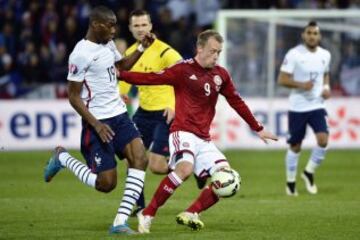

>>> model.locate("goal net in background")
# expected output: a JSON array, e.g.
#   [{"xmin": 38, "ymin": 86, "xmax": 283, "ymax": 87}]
[
  {"xmin": 217, "ymin": 10, "xmax": 360, "ymax": 98},
  {"xmin": 210, "ymin": 10, "xmax": 360, "ymax": 149}
]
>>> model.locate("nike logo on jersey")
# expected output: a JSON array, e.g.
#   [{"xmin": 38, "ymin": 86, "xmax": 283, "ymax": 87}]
[
  {"xmin": 93, "ymin": 56, "xmax": 99, "ymax": 61},
  {"xmin": 189, "ymin": 74, "xmax": 198, "ymax": 80}
]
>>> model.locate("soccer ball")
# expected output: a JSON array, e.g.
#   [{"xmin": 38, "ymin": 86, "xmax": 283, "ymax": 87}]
[{"xmin": 211, "ymin": 168, "xmax": 241, "ymax": 198}]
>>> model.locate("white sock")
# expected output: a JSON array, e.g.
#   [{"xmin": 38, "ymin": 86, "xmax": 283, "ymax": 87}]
[
  {"xmin": 58, "ymin": 152, "xmax": 97, "ymax": 188},
  {"xmin": 286, "ymin": 149, "xmax": 300, "ymax": 182},
  {"xmin": 113, "ymin": 168, "xmax": 146, "ymax": 226},
  {"xmin": 305, "ymin": 146, "xmax": 327, "ymax": 174}
]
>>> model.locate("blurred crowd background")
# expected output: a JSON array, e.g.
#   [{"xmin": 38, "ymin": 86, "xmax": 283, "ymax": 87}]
[{"xmin": 0, "ymin": 0, "xmax": 359, "ymax": 99}]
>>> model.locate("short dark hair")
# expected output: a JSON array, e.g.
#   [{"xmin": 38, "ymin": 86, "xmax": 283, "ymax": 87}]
[
  {"xmin": 197, "ymin": 30, "xmax": 223, "ymax": 47},
  {"xmin": 129, "ymin": 9, "xmax": 151, "ymax": 23},
  {"xmin": 306, "ymin": 21, "xmax": 318, "ymax": 28},
  {"xmin": 89, "ymin": 6, "xmax": 115, "ymax": 23}
]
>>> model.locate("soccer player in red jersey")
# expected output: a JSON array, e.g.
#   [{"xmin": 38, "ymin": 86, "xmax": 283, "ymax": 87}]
[{"xmin": 120, "ymin": 30, "xmax": 278, "ymax": 233}]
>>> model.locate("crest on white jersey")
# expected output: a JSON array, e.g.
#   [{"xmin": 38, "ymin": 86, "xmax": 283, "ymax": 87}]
[{"xmin": 189, "ymin": 74, "xmax": 198, "ymax": 80}]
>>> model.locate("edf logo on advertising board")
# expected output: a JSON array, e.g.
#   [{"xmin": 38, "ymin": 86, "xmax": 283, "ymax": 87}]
[
  {"xmin": 10, "ymin": 112, "xmax": 77, "ymax": 138},
  {"xmin": 0, "ymin": 100, "xmax": 82, "ymax": 150}
]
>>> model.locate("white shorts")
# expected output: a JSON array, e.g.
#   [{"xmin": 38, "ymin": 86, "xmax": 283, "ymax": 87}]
[{"xmin": 169, "ymin": 131, "xmax": 229, "ymax": 178}]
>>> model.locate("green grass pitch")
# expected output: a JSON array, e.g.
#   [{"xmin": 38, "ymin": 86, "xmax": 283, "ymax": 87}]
[{"xmin": 0, "ymin": 150, "xmax": 359, "ymax": 240}]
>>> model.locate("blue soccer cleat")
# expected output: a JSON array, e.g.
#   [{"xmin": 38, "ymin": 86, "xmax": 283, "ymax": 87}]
[
  {"xmin": 109, "ymin": 223, "xmax": 137, "ymax": 235},
  {"xmin": 44, "ymin": 146, "xmax": 66, "ymax": 182}
]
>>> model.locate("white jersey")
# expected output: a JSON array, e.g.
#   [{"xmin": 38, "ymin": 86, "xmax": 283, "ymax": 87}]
[
  {"xmin": 67, "ymin": 39, "xmax": 127, "ymax": 119},
  {"xmin": 280, "ymin": 44, "xmax": 331, "ymax": 112}
]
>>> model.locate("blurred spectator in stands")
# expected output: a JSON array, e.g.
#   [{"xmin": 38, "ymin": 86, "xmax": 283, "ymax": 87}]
[
  {"xmin": 115, "ymin": 7, "xmax": 133, "ymax": 44},
  {"xmin": 61, "ymin": 16, "xmax": 81, "ymax": 58},
  {"xmin": 75, "ymin": 0, "xmax": 91, "ymax": 30},
  {"xmin": 169, "ymin": 16, "xmax": 196, "ymax": 59},
  {"xmin": 0, "ymin": 22, "xmax": 16, "ymax": 59},
  {"xmin": 17, "ymin": 41, "xmax": 43, "ymax": 85},
  {"xmin": 223, "ymin": 0, "xmax": 273, "ymax": 8},
  {"xmin": 0, "ymin": 42, "xmax": 19, "ymax": 98},
  {"xmin": 0, "ymin": 44, "xmax": 12, "ymax": 77},
  {"xmin": 39, "ymin": 45, "xmax": 52, "ymax": 79},
  {"xmin": 50, "ymin": 43, "xmax": 67, "ymax": 83},
  {"xmin": 193, "ymin": 0, "xmax": 220, "ymax": 30},
  {"xmin": 144, "ymin": 0, "xmax": 168, "ymax": 26},
  {"xmin": 296, "ymin": 0, "xmax": 351, "ymax": 9},
  {"xmin": 166, "ymin": 0, "xmax": 192, "ymax": 22},
  {"xmin": 19, "ymin": 1, "xmax": 42, "ymax": 47},
  {"xmin": 156, "ymin": 7, "xmax": 174, "ymax": 42},
  {"xmin": 340, "ymin": 42, "xmax": 360, "ymax": 95},
  {"xmin": 41, "ymin": 0, "xmax": 59, "ymax": 34},
  {"xmin": 275, "ymin": 0, "xmax": 296, "ymax": 8},
  {"xmin": 43, "ymin": 18, "xmax": 60, "ymax": 55}
]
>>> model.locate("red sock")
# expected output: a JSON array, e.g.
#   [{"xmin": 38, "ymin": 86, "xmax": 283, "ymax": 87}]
[
  {"xmin": 186, "ymin": 186, "xmax": 219, "ymax": 214},
  {"xmin": 143, "ymin": 172, "xmax": 182, "ymax": 216}
]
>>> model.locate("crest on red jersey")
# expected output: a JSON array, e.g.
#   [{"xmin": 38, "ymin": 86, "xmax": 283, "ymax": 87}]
[
  {"xmin": 182, "ymin": 142, "xmax": 190, "ymax": 148},
  {"xmin": 213, "ymin": 75, "xmax": 222, "ymax": 92},
  {"xmin": 213, "ymin": 75, "xmax": 222, "ymax": 86}
]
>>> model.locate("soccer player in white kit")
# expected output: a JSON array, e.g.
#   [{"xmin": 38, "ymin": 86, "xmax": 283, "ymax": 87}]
[
  {"xmin": 278, "ymin": 21, "xmax": 331, "ymax": 196},
  {"xmin": 43, "ymin": 6, "xmax": 154, "ymax": 234}
]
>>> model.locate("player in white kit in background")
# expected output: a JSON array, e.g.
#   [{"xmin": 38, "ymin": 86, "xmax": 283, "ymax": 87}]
[
  {"xmin": 43, "ymin": 6, "xmax": 154, "ymax": 235},
  {"xmin": 278, "ymin": 21, "xmax": 331, "ymax": 196}
]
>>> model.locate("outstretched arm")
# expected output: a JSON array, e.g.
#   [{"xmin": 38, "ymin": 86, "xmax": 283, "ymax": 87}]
[
  {"xmin": 221, "ymin": 74, "xmax": 263, "ymax": 132},
  {"xmin": 221, "ymin": 73, "xmax": 278, "ymax": 143},
  {"xmin": 120, "ymin": 64, "xmax": 178, "ymax": 86}
]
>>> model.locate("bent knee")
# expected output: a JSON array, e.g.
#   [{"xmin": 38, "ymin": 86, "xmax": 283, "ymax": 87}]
[
  {"xmin": 316, "ymin": 133, "xmax": 328, "ymax": 148},
  {"xmin": 318, "ymin": 140, "xmax": 328, "ymax": 148},
  {"xmin": 174, "ymin": 162, "xmax": 193, "ymax": 181},
  {"xmin": 131, "ymin": 149, "xmax": 148, "ymax": 170},
  {"xmin": 290, "ymin": 143, "xmax": 302, "ymax": 153},
  {"xmin": 133, "ymin": 154, "xmax": 148, "ymax": 170}
]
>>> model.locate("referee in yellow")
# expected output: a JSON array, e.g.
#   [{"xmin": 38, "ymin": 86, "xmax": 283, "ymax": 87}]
[{"xmin": 119, "ymin": 10, "xmax": 182, "ymax": 214}]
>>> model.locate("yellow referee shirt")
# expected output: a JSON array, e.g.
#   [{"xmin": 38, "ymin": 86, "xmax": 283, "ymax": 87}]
[{"xmin": 119, "ymin": 39, "xmax": 182, "ymax": 111}]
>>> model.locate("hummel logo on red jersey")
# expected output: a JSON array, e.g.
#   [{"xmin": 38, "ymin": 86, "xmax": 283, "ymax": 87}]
[{"xmin": 189, "ymin": 74, "xmax": 198, "ymax": 80}]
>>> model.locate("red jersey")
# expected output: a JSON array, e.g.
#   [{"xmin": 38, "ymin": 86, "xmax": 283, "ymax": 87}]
[{"xmin": 121, "ymin": 58, "xmax": 263, "ymax": 140}]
